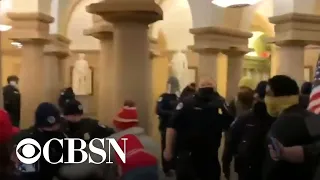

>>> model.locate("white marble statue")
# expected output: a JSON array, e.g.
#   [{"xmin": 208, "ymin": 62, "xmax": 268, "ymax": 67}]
[
  {"xmin": 170, "ymin": 51, "xmax": 188, "ymax": 91},
  {"xmin": 72, "ymin": 53, "xmax": 92, "ymax": 95}
]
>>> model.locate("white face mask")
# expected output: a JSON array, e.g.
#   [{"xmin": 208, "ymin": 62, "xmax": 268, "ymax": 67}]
[{"xmin": 9, "ymin": 81, "xmax": 18, "ymax": 87}]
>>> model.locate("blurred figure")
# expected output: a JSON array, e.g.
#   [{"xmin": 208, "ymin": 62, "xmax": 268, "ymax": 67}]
[
  {"xmin": 3, "ymin": 75, "xmax": 21, "ymax": 127},
  {"xmin": 180, "ymin": 82, "xmax": 196, "ymax": 100},
  {"xmin": 59, "ymin": 100, "xmax": 160, "ymax": 180},
  {"xmin": 222, "ymin": 81, "xmax": 275, "ymax": 180},
  {"xmin": 13, "ymin": 102, "xmax": 65, "ymax": 180},
  {"xmin": 164, "ymin": 77, "xmax": 233, "ymax": 180},
  {"xmin": 0, "ymin": 109, "xmax": 19, "ymax": 180},
  {"xmin": 229, "ymin": 76, "xmax": 255, "ymax": 117},
  {"xmin": 300, "ymin": 81, "xmax": 312, "ymax": 109},
  {"xmin": 116, "ymin": 134, "xmax": 161, "ymax": 180},
  {"xmin": 62, "ymin": 99, "xmax": 115, "ymax": 142},
  {"xmin": 58, "ymin": 87, "xmax": 76, "ymax": 110},
  {"xmin": 263, "ymin": 75, "xmax": 316, "ymax": 180},
  {"xmin": 156, "ymin": 83, "xmax": 178, "ymax": 176}
]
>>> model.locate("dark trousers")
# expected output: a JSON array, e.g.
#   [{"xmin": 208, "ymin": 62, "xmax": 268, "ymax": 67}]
[
  {"xmin": 161, "ymin": 131, "xmax": 174, "ymax": 173},
  {"xmin": 237, "ymin": 168, "xmax": 262, "ymax": 180},
  {"xmin": 175, "ymin": 152, "xmax": 221, "ymax": 180}
]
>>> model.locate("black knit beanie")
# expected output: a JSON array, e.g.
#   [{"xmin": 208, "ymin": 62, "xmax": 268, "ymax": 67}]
[
  {"xmin": 255, "ymin": 81, "xmax": 268, "ymax": 99},
  {"xmin": 267, "ymin": 75, "xmax": 299, "ymax": 97}
]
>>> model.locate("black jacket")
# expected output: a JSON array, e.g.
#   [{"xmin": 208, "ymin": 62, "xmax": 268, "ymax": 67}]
[
  {"xmin": 3, "ymin": 85, "xmax": 20, "ymax": 127},
  {"xmin": 168, "ymin": 92, "xmax": 233, "ymax": 153},
  {"xmin": 263, "ymin": 105, "xmax": 318, "ymax": 180},
  {"xmin": 299, "ymin": 94, "xmax": 309, "ymax": 109},
  {"xmin": 222, "ymin": 102, "xmax": 275, "ymax": 178},
  {"xmin": 156, "ymin": 93, "xmax": 178, "ymax": 132}
]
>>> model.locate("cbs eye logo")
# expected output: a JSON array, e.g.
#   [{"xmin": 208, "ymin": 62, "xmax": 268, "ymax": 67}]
[{"xmin": 16, "ymin": 138, "xmax": 42, "ymax": 164}]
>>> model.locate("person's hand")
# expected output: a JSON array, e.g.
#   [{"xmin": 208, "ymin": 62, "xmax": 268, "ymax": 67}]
[
  {"xmin": 163, "ymin": 148, "xmax": 172, "ymax": 161},
  {"xmin": 268, "ymin": 138, "xmax": 284, "ymax": 161}
]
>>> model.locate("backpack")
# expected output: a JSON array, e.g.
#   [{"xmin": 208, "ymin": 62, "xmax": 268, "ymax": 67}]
[{"xmin": 236, "ymin": 113, "xmax": 272, "ymax": 163}]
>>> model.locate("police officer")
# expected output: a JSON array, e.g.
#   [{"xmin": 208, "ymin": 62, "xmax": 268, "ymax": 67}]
[
  {"xmin": 58, "ymin": 99, "xmax": 115, "ymax": 180},
  {"xmin": 58, "ymin": 87, "xmax": 76, "ymax": 110},
  {"xmin": 3, "ymin": 75, "xmax": 21, "ymax": 127},
  {"xmin": 164, "ymin": 77, "xmax": 233, "ymax": 180},
  {"xmin": 156, "ymin": 89, "xmax": 178, "ymax": 176},
  {"xmin": 62, "ymin": 99, "xmax": 115, "ymax": 142},
  {"xmin": 13, "ymin": 102, "xmax": 65, "ymax": 180}
]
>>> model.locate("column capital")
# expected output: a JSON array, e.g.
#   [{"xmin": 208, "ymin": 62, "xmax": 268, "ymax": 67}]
[
  {"xmin": 84, "ymin": 14, "xmax": 113, "ymax": 40},
  {"xmin": 188, "ymin": 45, "xmax": 220, "ymax": 55},
  {"xmin": 83, "ymin": 25, "xmax": 113, "ymax": 40},
  {"xmin": 86, "ymin": 1, "xmax": 163, "ymax": 24},
  {"xmin": 44, "ymin": 34, "xmax": 71, "ymax": 59},
  {"xmin": 7, "ymin": 12, "xmax": 54, "ymax": 44},
  {"xmin": 190, "ymin": 26, "xmax": 252, "ymax": 53},
  {"xmin": 223, "ymin": 47, "xmax": 252, "ymax": 56},
  {"xmin": 268, "ymin": 38, "xmax": 307, "ymax": 47},
  {"xmin": 269, "ymin": 13, "xmax": 320, "ymax": 45}
]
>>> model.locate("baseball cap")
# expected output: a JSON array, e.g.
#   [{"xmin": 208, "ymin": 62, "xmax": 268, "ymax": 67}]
[
  {"xmin": 63, "ymin": 99, "xmax": 84, "ymax": 116},
  {"xmin": 35, "ymin": 102, "xmax": 61, "ymax": 128}
]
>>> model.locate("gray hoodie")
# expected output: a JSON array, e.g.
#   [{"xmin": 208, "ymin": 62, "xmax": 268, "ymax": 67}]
[{"xmin": 59, "ymin": 127, "xmax": 161, "ymax": 180}]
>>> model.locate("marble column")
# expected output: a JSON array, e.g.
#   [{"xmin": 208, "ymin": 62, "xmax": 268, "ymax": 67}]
[
  {"xmin": 190, "ymin": 48, "xmax": 219, "ymax": 83},
  {"xmin": 86, "ymin": 0, "xmax": 163, "ymax": 132},
  {"xmin": 84, "ymin": 15, "xmax": 114, "ymax": 125},
  {"xmin": 275, "ymin": 42, "xmax": 305, "ymax": 86},
  {"xmin": 7, "ymin": 13, "xmax": 53, "ymax": 128},
  {"xmin": 44, "ymin": 34, "xmax": 71, "ymax": 104},
  {"xmin": 224, "ymin": 50, "xmax": 246, "ymax": 101},
  {"xmin": 269, "ymin": 13, "xmax": 320, "ymax": 86}
]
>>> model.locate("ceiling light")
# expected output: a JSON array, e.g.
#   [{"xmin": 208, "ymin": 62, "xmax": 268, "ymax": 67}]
[
  {"xmin": 11, "ymin": 41, "xmax": 22, "ymax": 48},
  {"xmin": 211, "ymin": 0, "xmax": 262, "ymax": 8},
  {"xmin": 0, "ymin": 24, "xmax": 11, "ymax": 31},
  {"xmin": 0, "ymin": 0, "xmax": 12, "ymax": 31}
]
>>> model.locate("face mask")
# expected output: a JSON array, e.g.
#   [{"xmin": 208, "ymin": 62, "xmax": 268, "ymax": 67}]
[
  {"xmin": 198, "ymin": 87, "xmax": 214, "ymax": 97},
  {"xmin": 264, "ymin": 95, "xmax": 299, "ymax": 117},
  {"xmin": 9, "ymin": 81, "xmax": 17, "ymax": 87}
]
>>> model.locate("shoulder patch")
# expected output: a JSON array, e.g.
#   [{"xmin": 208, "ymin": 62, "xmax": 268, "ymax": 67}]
[
  {"xmin": 158, "ymin": 97, "xmax": 163, "ymax": 102},
  {"xmin": 84, "ymin": 133, "xmax": 90, "ymax": 140},
  {"xmin": 176, "ymin": 102, "xmax": 183, "ymax": 110}
]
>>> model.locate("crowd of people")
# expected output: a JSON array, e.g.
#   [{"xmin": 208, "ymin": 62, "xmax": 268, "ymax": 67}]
[{"xmin": 0, "ymin": 74, "xmax": 320, "ymax": 180}]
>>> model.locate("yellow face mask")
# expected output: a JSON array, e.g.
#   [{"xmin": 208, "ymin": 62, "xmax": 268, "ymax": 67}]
[{"xmin": 264, "ymin": 95, "xmax": 299, "ymax": 117}]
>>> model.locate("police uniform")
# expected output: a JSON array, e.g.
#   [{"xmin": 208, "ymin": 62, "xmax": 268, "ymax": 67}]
[
  {"xmin": 13, "ymin": 103, "xmax": 65, "ymax": 180},
  {"xmin": 3, "ymin": 75, "xmax": 21, "ymax": 127},
  {"xmin": 156, "ymin": 93, "xmax": 178, "ymax": 174},
  {"xmin": 169, "ymin": 89, "xmax": 233, "ymax": 180},
  {"xmin": 58, "ymin": 87, "xmax": 76, "ymax": 110},
  {"xmin": 62, "ymin": 99, "xmax": 115, "ymax": 142},
  {"xmin": 60, "ymin": 99, "xmax": 115, "ymax": 180}
]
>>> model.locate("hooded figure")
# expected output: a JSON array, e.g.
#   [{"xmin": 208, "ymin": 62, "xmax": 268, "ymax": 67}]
[{"xmin": 229, "ymin": 76, "xmax": 255, "ymax": 117}]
